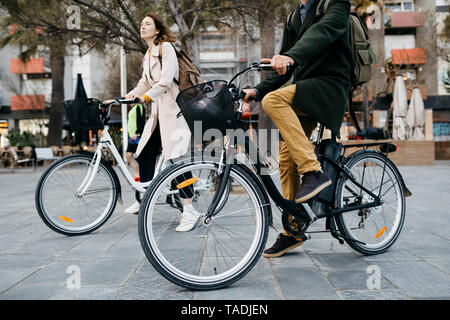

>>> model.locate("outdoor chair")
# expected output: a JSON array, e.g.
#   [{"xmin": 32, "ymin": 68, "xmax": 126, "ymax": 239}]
[
  {"xmin": 62, "ymin": 146, "xmax": 73, "ymax": 156},
  {"xmin": 50, "ymin": 145, "xmax": 63, "ymax": 157},
  {"xmin": 10, "ymin": 148, "xmax": 35, "ymax": 173}
]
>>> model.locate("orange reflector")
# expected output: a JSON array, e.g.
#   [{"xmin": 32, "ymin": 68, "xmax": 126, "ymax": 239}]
[
  {"xmin": 375, "ymin": 226, "xmax": 387, "ymax": 239},
  {"xmin": 60, "ymin": 216, "xmax": 74, "ymax": 223},
  {"xmin": 176, "ymin": 177, "xmax": 199, "ymax": 189}
]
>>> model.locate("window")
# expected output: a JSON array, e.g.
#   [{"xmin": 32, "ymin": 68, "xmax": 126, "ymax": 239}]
[
  {"xmin": 200, "ymin": 34, "xmax": 234, "ymax": 52},
  {"xmin": 384, "ymin": 1, "xmax": 414, "ymax": 13}
]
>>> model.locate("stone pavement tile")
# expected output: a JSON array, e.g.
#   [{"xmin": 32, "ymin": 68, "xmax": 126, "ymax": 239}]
[
  {"xmin": 426, "ymin": 258, "xmax": 450, "ymax": 275},
  {"xmin": 362, "ymin": 247, "xmax": 422, "ymax": 262},
  {"xmin": 101, "ymin": 229, "xmax": 144, "ymax": 259},
  {"xmin": 376, "ymin": 261, "xmax": 450, "ymax": 299},
  {"xmin": 267, "ymin": 248, "xmax": 315, "ymax": 267},
  {"xmin": 0, "ymin": 267, "xmax": 40, "ymax": 293},
  {"xmin": 337, "ymin": 289, "xmax": 409, "ymax": 300},
  {"xmin": 302, "ymin": 238, "xmax": 355, "ymax": 255},
  {"xmin": 77, "ymin": 257, "xmax": 142, "ymax": 287},
  {"xmin": 0, "ymin": 253, "xmax": 56, "ymax": 270},
  {"xmin": 55, "ymin": 232, "xmax": 125, "ymax": 262},
  {"xmin": 238, "ymin": 259, "xmax": 276, "ymax": 281},
  {"xmin": 117, "ymin": 260, "xmax": 193, "ymax": 300},
  {"xmin": 273, "ymin": 265, "xmax": 339, "ymax": 300},
  {"xmin": 397, "ymin": 232, "xmax": 450, "ymax": 258},
  {"xmin": 15, "ymin": 234, "xmax": 88, "ymax": 259},
  {"xmin": 1, "ymin": 261, "xmax": 88, "ymax": 299},
  {"xmin": 100, "ymin": 212, "xmax": 138, "ymax": 234},
  {"xmin": 325, "ymin": 270, "xmax": 394, "ymax": 290},
  {"xmin": 308, "ymin": 253, "xmax": 369, "ymax": 271},
  {"xmin": 52, "ymin": 287, "xmax": 122, "ymax": 300},
  {"xmin": 0, "ymin": 223, "xmax": 48, "ymax": 243},
  {"xmin": 0, "ymin": 242, "xmax": 26, "ymax": 255},
  {"xmin": 194, "ymin": 280, "xmax": 283, "ymax": 300}
]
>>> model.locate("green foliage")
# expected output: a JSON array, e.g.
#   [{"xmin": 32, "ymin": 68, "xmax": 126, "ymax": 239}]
[
  {"xmin": 108, "ymin": 126, "xmax": 123, "ymax": 153},
  {"xmin": 5, "ymin": 128, "xmax": 47, "ymax": 148},
  {"xmin": 444, "ymin": 69, "xmax": 450, "ymax": 93}
]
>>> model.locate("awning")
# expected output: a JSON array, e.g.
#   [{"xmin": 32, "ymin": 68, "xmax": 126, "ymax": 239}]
[
  {"xmin": 391, "ymin": 48, "xmax": 426, "ymax": 65},
  {"xmin": 391, "ymin": 12, "xmax": 424, "ymax": 28},
  {"xmin": 10, "ymin": 58, "xmax": 44, "ymax": 74},
  {"xmin": 11, "ymin": 95, "xmax": 45, "ymax": 111}
]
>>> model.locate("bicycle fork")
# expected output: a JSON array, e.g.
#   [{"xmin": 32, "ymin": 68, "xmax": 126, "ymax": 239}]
[{"xmin": 75, "ymin": 148, "xmax": 102, "ymax": 198}]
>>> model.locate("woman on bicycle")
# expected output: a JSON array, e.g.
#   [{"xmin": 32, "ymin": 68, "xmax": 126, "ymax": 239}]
[{"xmin": 125, "ymin": 12, "xmax": 199, "ymax": 231}]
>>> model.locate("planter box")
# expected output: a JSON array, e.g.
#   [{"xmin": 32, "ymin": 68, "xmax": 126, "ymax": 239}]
[
  {"xmin": 342, "ymin": 139, "xmax": 435, "ymax": 166},
  {"xmin": 435, "ymin": 141, "xmax": 450, "ymax": 160}
]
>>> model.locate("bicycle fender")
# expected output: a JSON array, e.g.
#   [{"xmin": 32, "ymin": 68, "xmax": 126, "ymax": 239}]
[
  {"xmin": 343, "ymin": 149, "xmax": 411, "ymax": 197},
  {"xmin": 235, "ymin": 163, "xmax": 274, "ymax": 227}
]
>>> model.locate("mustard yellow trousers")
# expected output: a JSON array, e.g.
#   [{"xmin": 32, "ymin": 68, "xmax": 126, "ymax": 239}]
[{"xmin": 261, "ymin": 84, "xmax": 321, "ymax": 236}]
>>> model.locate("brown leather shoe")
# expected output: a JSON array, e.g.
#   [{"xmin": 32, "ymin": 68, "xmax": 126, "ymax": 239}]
[{"xmin": 295, "ymin": 171, "xmax": 332, "ymax": 203}]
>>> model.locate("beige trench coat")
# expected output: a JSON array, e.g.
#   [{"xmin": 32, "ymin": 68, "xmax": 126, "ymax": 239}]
[{"xmin": 127, "ymin": 42, "xmax": 191, "ymax": 161}]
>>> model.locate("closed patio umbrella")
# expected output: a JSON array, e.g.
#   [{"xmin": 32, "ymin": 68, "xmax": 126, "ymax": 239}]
[
  {"xmin": 392, "ymin": 76, "xmax": 408, "ymax": 140},
  {"xmin": 406, "ymin": 87, "xmax": 425, "ymax": 140},
  {"xmin": 75, "ymin": 73, "xmax": 87, "ymax": 99},
  {"xmin": 74, "ymin": 74, "xmax": 89, "ymax": 144}
]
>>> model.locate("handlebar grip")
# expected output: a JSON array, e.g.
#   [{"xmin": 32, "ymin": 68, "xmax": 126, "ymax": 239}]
[
  {"xmin": 259, "ymin": 63, "xmax": 291, "ymax": 72},
  {"xmin": 259, "ymin": 63, "xmax": 272, "ymax": 71},
  {"xmin": 115, "ymin": 97, "xmax": 140, "ymax": 104},
  {"xmin": 239, "ymin": 90, "xmax": 255, "ymax": 102}
]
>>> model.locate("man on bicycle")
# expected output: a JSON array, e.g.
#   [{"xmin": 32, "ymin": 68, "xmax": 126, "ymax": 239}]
[{"xmin": 244, "ymin": 0, "xmax": 352, "ymax": 257}]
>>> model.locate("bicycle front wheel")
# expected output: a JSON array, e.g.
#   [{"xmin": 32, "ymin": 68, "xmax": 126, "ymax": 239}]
[
  {"xmin": 335, "ymin": 151, "xmax": 406, "ymax": 255},
  {"xmin": 138, "ymin": 161, "xmax": 269, "ymax": 290},
  {"xmin": 35, "ymin": 154, "xmax": 118, "ymax": 236}
]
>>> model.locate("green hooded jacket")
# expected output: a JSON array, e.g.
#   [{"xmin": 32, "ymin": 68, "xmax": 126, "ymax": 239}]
[{"xmin": 255, "ymin": 0, "xmax": 352, "ymax": 137}]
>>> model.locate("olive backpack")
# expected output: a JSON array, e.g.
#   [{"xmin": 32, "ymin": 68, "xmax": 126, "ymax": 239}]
[{"xmin": 159, "ymin": 42, "xmax": 202, "ymax": 91}]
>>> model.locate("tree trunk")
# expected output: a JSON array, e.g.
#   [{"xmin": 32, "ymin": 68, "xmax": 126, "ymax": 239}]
[
  {"xmin": 47, "ymin": 41, "xmax": 65, "ymax": 147},
  {"xmin": 258, "ymin": 16, "xmax": 276, "ymax": 148},
  {"xmin": 166, "ymin": 0, "xmax": 198, "ymax": 63},
  {"xmin": 181, "ymin": 34, "xmax": 198, "ymax": 65}
]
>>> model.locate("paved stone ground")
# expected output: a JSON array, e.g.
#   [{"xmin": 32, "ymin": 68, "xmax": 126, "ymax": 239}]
[{"xmin": 0, "ymin": 161, "xmax": 449, "ymax": 300}]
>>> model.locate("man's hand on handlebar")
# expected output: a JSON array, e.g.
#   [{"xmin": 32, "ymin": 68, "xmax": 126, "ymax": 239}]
[
  {"xmin": 243, "ymin": 89, "xmax": 257, "ymax": 104},
  {"xmin": 262, "ymin": 55, "xmax": 294, "ymax": 76}
]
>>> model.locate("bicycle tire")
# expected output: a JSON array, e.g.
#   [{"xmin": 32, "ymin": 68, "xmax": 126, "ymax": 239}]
[
  {"xmin": 138, "ymin": 160, "xmax": 269, "ymax": 290},
  {"xmin": 35, "ymin": 154, "xmax": 119, "ymax": 236},
  {"xmin": 335, "ymin": 150, "xmax": 406, "ymax": 255}
]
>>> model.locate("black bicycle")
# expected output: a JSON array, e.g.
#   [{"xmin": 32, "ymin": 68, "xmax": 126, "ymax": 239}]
[{"xmin": 138, "ymin": 62, "xmax": 411, "ymax": 290}]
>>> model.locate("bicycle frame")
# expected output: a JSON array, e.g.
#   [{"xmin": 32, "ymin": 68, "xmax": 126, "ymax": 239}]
[
  {"xmin": 75, "ymin": 124, "xmax": 156, "ymax": 198},
  {"xmin": 203, "ymin": 63, "xmax": 390, "ymax": 226}
]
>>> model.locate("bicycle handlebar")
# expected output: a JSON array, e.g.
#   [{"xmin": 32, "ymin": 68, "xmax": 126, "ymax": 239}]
[
  {"xmin": 114, "ymin": 97, "xmax": 141, "ymax": 104},
  {"xmin": 232, "ymin": 62, "xmax": 291, "ymax": 117}
]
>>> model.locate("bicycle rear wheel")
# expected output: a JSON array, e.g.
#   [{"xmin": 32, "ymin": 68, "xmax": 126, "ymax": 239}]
[
  {"xmin": 35, "ymin": 154, "xmax": 118, "ymax": 236},
  {"xmin": 138, "ymin": 161, "xmax": 269, "ymax": 290},
  {"xmin": 335, "ymin": 151, "xmax": 406, "ymax": 255}
]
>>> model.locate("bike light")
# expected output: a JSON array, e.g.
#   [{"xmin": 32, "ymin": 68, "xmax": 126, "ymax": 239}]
[{"xmin": 380, "ymin": 143, "xmax": 397, "ymax": 153}]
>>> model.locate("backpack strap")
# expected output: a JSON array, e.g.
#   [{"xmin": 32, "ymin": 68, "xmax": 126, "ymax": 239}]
[
  {"xmin": 286, "ymin": 7, "xmax": 297, "ymax": 31},
  {"xmin": 157, "ymin": 41, "xmax": 180, "ymax": 87},
  {"xmin": 316, "ymin": 0, "xmax": 331, "ymax": 17}
]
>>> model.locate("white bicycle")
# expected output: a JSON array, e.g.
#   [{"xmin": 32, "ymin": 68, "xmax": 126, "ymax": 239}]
[{"xmin": 35, "ymin": 97, "xmax": 229, "ymax": 236}]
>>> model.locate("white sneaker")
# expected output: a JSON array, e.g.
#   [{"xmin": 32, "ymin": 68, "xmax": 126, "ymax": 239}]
[
  {"xmin": 176, "ymin": 204, "xmax": 200, "ymax": 232},
  {"xmin": 125, "ymin": 201, "xmax": 140, "ymax": 215}
]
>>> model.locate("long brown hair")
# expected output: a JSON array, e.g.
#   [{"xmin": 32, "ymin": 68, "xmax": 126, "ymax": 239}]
[{"xmin": 144, "ymin": 12, "xmax": 176, "ymax": 45}]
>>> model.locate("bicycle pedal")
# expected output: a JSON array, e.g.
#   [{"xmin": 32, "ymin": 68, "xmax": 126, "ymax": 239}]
[{"xmin": 296, "ymin": 233, "xmax": 310, "ymax": 242}]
